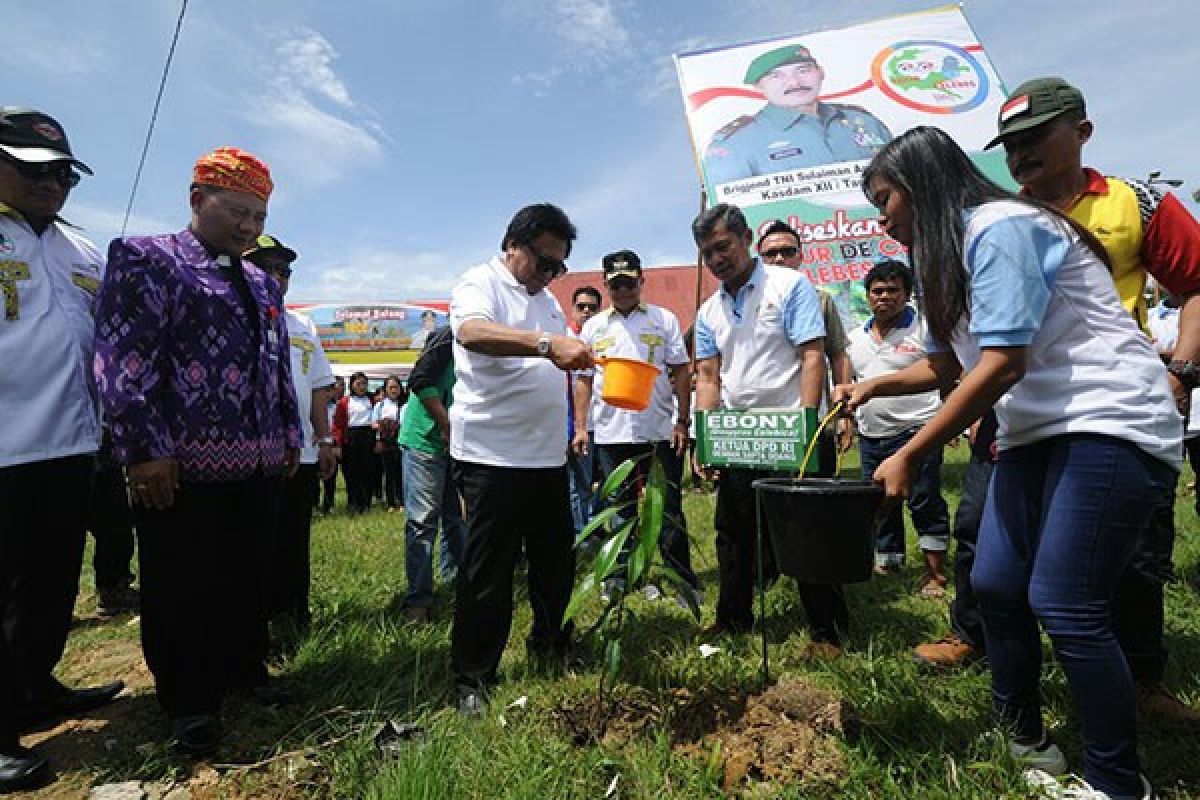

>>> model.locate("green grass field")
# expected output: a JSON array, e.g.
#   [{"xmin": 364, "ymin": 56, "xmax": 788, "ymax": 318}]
[{"xmin": 43, "ymin": 445, "xmax": 1200, "ymax": 799}]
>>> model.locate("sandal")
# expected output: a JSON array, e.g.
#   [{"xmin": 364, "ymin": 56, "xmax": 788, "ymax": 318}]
[{"xmin": 918, "ymin": 580, "xmax": 947, "ymax": 598}]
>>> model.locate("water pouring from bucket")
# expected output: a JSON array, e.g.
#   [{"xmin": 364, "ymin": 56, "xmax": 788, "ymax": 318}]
[{"xmin": 597, "ymin": 356, "xmax": 660, "ymax": 411}]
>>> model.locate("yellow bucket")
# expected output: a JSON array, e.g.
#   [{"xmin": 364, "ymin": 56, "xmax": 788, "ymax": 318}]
[{"xmin": 599, "ymin": 356, "xmax": 660, "ymax": 411}]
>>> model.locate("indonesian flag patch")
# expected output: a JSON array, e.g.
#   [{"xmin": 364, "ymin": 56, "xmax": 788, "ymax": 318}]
[{"xmin": 1000, "ymin": 95, "xmax": 1030, "ymax": 122}]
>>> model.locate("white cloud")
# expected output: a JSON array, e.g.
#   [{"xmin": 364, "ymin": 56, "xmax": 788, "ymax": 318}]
[
  {"xmin": 502, "ymin": 0, "xmax": 635, "ymax": 87},
  {"xmin": 237, "ymin": 27, "xmax": 384, "ymax": 187},
  {"xmin": 512, "ymin": 67, "xmax": 566, "ymax": 98},
  {"xmin": 66, "ymin": 202, "xmax": 179, "ymax": 248},
  {"xmin": 548, "ymin": 0, "xmax": 632, "ymax": 55},
  {"xmin": 250, "ymin": 92, "xmax": 383, "ymax": 185},
  {"xmin": 290, "ymin": 248, "xmax": 475, "ymax": 304},
  {"xmin": 276, "ymin": 31, "xmax": 355, "ymax": 108}
]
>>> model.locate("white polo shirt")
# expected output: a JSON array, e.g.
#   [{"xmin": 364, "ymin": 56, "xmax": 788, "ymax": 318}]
[
  {"xmin": 847, "ymin": 306, "xmax": 940, "ymax": 438},
  {"xmin": 935, "ymin": 201, "xmax": 1181, "ymax": 468},
  {"xmin": 285, "ymin": 310, "xmax": 336, "ymax": 465},
  {"xmin": 579, "ymin": 303, "xmax": 688, "ymax": 445},
  {"xmin": 0, "ymin": 207, "xmax": 103, "ymax": 468},
  {"xmin": 693, "ymin": 261, "xmax": 825, "ymax": 410},
  {"xmin": 449, "ymin": 256, "xmax": 569, "ymax": 468}
]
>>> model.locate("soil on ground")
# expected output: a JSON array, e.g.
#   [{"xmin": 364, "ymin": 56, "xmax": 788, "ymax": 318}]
[{"xmin": 552, "ymin": 677, "xmax": 857, "ymax": 794}]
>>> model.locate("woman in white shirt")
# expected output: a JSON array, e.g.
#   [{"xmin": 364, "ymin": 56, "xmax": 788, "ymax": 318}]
[
  {"xmin": 839, "ymin": 126, "xmax": 1179, "ymax": 800},
  {"xmin": 371, "ymin": 375, "xmax": 405, "ymax": 511},
  {"xmin": 333, "ymin": 371, "xmax": 376, "ymax": 513}
]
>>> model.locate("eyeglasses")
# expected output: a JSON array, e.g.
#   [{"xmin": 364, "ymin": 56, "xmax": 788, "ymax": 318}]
[
  {"xmin": 575, "ymin": 302, "xmax": 599, "ymax": 312},
  {"xmin": 606, "ymin": 275, "xmax": 638, "ymax": 291},
  {"xmin": 529, "ymin": 248, "xmax": 567, "ymax": 280},
  {"xmin": 761, "ymin": 246, "xmax": 799, "ymax": 261},
  {"xmin": 0, "ymin": 154, "xmax": 80, "ymax": 188}
]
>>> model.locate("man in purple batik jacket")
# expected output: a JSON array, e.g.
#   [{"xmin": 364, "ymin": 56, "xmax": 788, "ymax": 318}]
[{"xmin": 93, "ymin": 147, "xmax": 302, "ymax": 757}]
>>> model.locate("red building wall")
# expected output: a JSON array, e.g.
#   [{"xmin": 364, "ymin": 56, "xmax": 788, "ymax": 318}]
[{"xmin": 549, "ymin": 265, "xmax": 718, "ymax": 334}]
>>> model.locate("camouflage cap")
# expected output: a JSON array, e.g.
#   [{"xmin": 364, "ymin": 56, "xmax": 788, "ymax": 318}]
[
  {"xmin": 985, "ymin": 76, "xmax": 1086, "ymax": 149},
  {"xmin": 744, "ymin": 44, "xmax": 818, "ymax": 85},
  {"xmin": 243, "ymin": 233, "xmax": 297, "ymax": 264}
]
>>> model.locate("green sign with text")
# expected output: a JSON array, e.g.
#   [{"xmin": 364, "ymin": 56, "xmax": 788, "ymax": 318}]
[{"xmin": 694, "ymin": 408, "xmax": 819, "ymax": 471}]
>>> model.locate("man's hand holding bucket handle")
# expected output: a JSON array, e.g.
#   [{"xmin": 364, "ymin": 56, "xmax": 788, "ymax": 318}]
[
  {"xmin": 831, "ymin": 380, "xmax": 874, "ymax": 415},
  {"xmin": 547, "ymin": 334, "xmax": 593, "ymax": 372},
  {"xmin": 832, "ymin": 378, "xmax": 909, "ymax": 502}
]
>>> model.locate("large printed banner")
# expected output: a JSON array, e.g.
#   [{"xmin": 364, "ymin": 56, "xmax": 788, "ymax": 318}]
[
  {"xmin": 288, "ymin": 302, "xmax": 448, "ymax": 365},
  {"xmin": 675, "ymin": 4, "xmax": 1014, "ymax": 327}
]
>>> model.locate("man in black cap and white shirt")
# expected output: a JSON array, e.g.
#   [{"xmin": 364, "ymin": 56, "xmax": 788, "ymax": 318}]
[
  {"xmin": 242, "ymin": 234, "xmax": 338, "ymax": 641},
  {"xmin": 0, "ymin": 107, "xmax": 123, "ymax": 791}
]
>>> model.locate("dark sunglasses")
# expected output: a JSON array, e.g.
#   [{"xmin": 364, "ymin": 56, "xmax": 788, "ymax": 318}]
[
  {"xmin": 533, "ymin": 252, "xmax": 568, "ymax": 279},
  {"xmin": 606, "ymin": 275, "xmax": 638, "ymax": 291},
  {"xmin": 575, "ymin": 301, "xmax": 599, "ymax": 312},
  {"xmin": 761, "ymin": 246, "xmax": 799, "ymax": 261},
  {"xmin": 1, "ymin": 154, "xmax": 81, "ymax": 188}
]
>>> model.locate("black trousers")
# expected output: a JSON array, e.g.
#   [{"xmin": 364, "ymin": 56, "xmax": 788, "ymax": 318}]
[
  {"xmin": 949, "ymin": 452, "xmax": 992, "ymax": 649},
  {"xmin": 270, "ymin": 464, "xmax": 318, "ymax": 626},
  {"xmin": 1113, "ymin": 477, "xmax": 1177, "ymax": 684},
  {"xmin": 89, "ymin": 462, "xmax": 136, "ymax": 589},
  {"xmin": 320, "ymin": 461, "xmax": 339, "ymax": 511},
  {"xmin": 451, "ymin": 460, "xmax": 575, "ymax": 692},
  {"xmin": 0, "ymin": 454, "xmax": 93, "ymax": 749},
  {"xmin": 135, "ymin": 474, "xmax": 281, "ymax": 718},
  {"xmin": 380, "ymin": 449, "xmax": 402, "ymax": 509},
  {"xmin": 342, "ymin": 427, "xmax": 375, "ymax": 512},
  {"xmin": 594, "ymin": 441, "xmax": 698, "ymax": 589},
  {"xmin": 714, "ymin": 467, "xmax": 848, "ymax": 643}
]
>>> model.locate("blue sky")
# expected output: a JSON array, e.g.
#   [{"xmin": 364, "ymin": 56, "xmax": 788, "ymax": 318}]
[{"xmin": 10, "ymin": 0, "xmax": 1198, "ymax": 303}]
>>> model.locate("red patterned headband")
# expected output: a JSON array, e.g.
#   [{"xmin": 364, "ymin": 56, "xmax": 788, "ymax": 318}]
[{"xmin": 192, "ymin": 146, "xmax": 273, "ymax": 202}]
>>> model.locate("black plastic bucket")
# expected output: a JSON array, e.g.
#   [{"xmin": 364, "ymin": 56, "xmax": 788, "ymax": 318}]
[{"xmin": 752, "ymin": 478, "xmax": 884, "ymax": 584}]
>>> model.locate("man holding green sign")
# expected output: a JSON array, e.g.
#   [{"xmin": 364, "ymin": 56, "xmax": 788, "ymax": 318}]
[{"xmin": 691, "ymin": 203, "xmax": 848, "ymax": 654}]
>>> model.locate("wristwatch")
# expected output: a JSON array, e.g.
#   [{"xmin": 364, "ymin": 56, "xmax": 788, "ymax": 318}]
[
  {"xmin": 318, "ymin": 436, "xmax": 335, "ymax": 446},
  {"xmin": 1167, "ymin": 359, "xmax": 1200, "ymax": 390},
  {"xmin": 536, "ymin": 334, "xmax": 552, "ymax": 357}
]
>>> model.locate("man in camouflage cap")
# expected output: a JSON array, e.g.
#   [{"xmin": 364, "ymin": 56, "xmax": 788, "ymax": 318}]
[{"xmin": 703, "ymin": 43, "xmax": 893, "ymax": 185}]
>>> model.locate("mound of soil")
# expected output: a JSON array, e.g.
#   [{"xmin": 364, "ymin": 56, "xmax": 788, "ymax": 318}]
[{"xmin": 552, "ymin": 678, "xmax": 856, "ymax": 792}]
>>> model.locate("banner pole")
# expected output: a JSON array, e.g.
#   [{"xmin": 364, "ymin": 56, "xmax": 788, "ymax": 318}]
[{"xmin": 690, "ymin": 187, "xmax": 708, "ymax": 374}]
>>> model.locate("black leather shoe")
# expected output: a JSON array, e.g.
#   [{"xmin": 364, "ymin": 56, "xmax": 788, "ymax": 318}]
[
  {"xmin": 23, "ymin": 681, "xmax": 125, "ymax": 728},
  {"xmin": 0, "ymin": 747, "xmax": 50, "ymax": 793},
  {"xmin": 169, "ymin": 714, "xmax": 221, "ymax": 757}
]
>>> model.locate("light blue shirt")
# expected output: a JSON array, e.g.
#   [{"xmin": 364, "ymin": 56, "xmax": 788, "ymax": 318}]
[
  {"xmin": 695, "ymin": 260, "xmax": 823, "ymax": 360},
  {"xmin": 925, "ymin": 210, "xmax": 1070, "ymax": 353}
]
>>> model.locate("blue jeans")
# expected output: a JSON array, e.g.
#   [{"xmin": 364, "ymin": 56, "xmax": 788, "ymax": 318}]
[
  {"xmin": 567, "ymin": 433, "xmax": 595, "ymax": 536},
  {"xmin": 858, "ymin": 427, "xmax": 950, "ymax": 566},
  {"xmin": 400, "ymin": 446, "xmax": 466, "ymax": 609},
  {"xmin": 972, "ymin": 434, "xmax": 1176, "ymax": 797}
]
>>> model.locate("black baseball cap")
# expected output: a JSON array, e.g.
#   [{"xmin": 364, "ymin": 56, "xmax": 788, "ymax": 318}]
[
  {"xmin": 0, "ymin": 107, "xmax": 92, "ymax": 173},
  {"xmin": 602, "ymin": 249, "xmax": 642, "ymax": 280}
]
